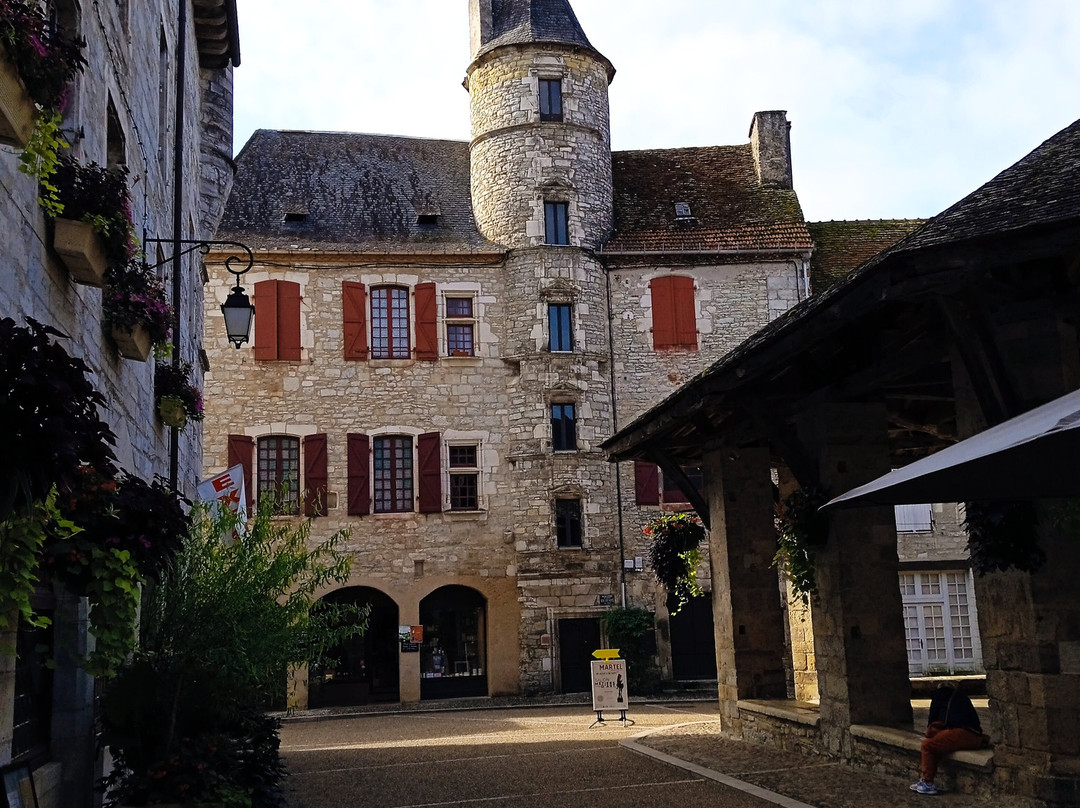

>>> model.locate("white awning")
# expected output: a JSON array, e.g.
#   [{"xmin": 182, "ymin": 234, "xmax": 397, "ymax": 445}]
[{"xmin": 826, "ymin": 387, "xmax": 1080, "ymax": 508}]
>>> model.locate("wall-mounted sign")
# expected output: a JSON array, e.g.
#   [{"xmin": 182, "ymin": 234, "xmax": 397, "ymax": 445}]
[
  {"xmin": 399, "ymin": 625, "xmax": 423, "ymax": 653},
  {"xmin": 595, "ymin": 593, "xmax": 616, "ymax": 606}
]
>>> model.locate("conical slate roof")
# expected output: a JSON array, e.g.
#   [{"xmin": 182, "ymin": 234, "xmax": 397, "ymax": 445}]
[{"xmin": 477, "ymin": 0, "xmax": 600, "ymax": 59}]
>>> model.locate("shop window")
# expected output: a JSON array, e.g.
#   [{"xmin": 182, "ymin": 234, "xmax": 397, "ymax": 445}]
[
  {"xmin": 449, "ymin": 444, "xmax": 480, "ymax": 511},
  {"xmin": 420, "ymin": 586, "xmax": 487, "ymax": 699},
  {"xmin": 445, "ymin": 296, "xmax": 475, "ymax": 357},
  {"xmin": 548, "ymin": 303, "xmax": 573, "ymax": 352},
  {"xmin": 555, "ymin": 498, "xmax": 582, "ymax": 547},
  {"xmin": 254, "ymin": 280, "xmax": 302, "ymax": 361},
  {"xmin": 257, "ymin": 435, "xmax": 300, "ymax": 514},
  {"xmin": 373, "ymin": 435, "xmax": 414, "ymax": 513},
  {"xmin": 544, "ymin": 200, "xmax": 569, "ymax": 245},
  {"xmin": 371, "ymin": 286, "xmax": 411, "ymax": 359},
  {"xmin": 650, "ymin": 275, "xmax": 697, "ymax": 350},
  {"xmin": 551, "ymin": 403, "xmax": 577, "ymax": 451},
  {"xmin": 539, "ymin": 78, "xmax": 563, "ymax": 122}
]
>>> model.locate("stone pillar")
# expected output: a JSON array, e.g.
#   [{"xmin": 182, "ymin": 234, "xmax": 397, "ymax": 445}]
[
  {"xmin": 961, "ymin": 313, "xmax": 1080, "ymax": 806},
  {"xmin": 706, "ymin": 446, "xmax": 789, "ymax": 736},
  {"xmin": 399, "ymin": 599, "xmax": 421, "ymax": 703},
  {"xmin": 796, "ymin": 402, "xmax": 912, "ymax": 755},
  {"xmin": 777, "ymin": 466, "xmax": 819, "ymax": 703}
]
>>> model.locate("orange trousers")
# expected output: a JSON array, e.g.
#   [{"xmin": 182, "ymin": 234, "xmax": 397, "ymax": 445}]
[{"xmin": 921, "ymin": 728, "xmax": 985, "ymax": 781}]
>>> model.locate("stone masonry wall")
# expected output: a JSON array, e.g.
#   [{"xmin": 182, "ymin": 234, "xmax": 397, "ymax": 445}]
[{"xmin": 469, "ymin": 46, "xmax": 613, "ymax": 249}]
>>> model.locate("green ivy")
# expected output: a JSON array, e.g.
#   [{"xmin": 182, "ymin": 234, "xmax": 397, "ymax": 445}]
[
  {"xmin": 17, "ymin": 109, "xmax": 67, "ymax": 215},
  {"xmin": 601, "ymin": 606, "xmax": 658, "ymax": 693},
  {"xmin": 773, "ymin": 487, "xmax": 830, "ymax": 605}
]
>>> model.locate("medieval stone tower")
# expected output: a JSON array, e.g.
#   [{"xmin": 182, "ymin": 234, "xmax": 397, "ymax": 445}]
[{"xmin": 467, "ymin": 0, "xmax": 621, "ymax": 687}]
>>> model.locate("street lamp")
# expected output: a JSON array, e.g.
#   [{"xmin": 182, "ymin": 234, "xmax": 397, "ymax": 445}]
[{"xmin": 221, "ymin": 276, "xmax": 254, "ymax": 348}]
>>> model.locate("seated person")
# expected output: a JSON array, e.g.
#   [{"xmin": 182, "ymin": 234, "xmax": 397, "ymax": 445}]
[{"xmin": 910, "ymin": 686, "xmax": 987, "ymax": 796}]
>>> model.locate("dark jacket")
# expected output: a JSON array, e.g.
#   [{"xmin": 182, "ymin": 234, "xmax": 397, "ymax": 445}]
[{"xmin": 927, "ymin": 686, "xmax": 982, "ymax": 734}]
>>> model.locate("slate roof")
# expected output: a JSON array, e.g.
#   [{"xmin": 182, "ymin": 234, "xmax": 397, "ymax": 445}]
[
  {"xmin": 603, "ymin": 146, "xmax": 813, "ymax": 253},
  {"xmin": 217, "ymin": 130, "xmax": 496, "ymax": 253},
  {"xmin": 603, "ymin": 117, "xmax": 1080, "ymax": 459},
  {"xmin": 478, "ymin": 0, "xmax": 598, "ymax": 58},
  {"xmin": 807, "ymin": 220, "xmax": 924, "ymax": 291}
]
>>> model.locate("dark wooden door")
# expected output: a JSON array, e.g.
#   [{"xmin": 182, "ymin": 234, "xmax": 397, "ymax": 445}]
[
  {"xmin": 669, "ymin": 594, "xmax": 717, "ymax": 680},
  {"xmin": 559, "ymin": 618, "xmax": 601, "ymax": 693}
]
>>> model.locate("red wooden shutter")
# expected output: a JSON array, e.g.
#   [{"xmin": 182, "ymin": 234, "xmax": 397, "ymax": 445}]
[
  {"xmin": 650, "ymin": 277, "xmax": 676, "ymax": 349},
  {"xmin": 671, "ymin": 276, "xmax": 698, "ymax": 349},
  {"xmin": 414, "ymin": 282, "xmax": 438, "ymax": 361},
  {"xmin": 417, "ymin": 431, "xmax": 442, "ymax": 513},
  {"xmin": 227, "ymin": 434, "xmax": 254, "ymax": 510},
  {"xmin": 342, "ymin": 281, "xmax": 369, "ymax": 360},
  {"xmin": 634, "ymin": 461, "xmax": 660, "ymax": 506},
  {"xmin": 253, "ymin": 281, "xmax": 279, "ymax": 360},
  {"xmin": 277, "ymin": 280, "xmax": 302, "ymax": 361},
  {"xmin": 347, "ymin": 433, "xmax": 370, "ymax": 516},
  {"xmin": 303, "ymin": 433, "xmax": 328, "ymax": 517}
]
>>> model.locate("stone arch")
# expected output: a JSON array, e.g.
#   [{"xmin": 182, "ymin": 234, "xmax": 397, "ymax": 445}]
[{"xmin": 308, "ymin": 585, "xmax": 400, "ymax": 706}]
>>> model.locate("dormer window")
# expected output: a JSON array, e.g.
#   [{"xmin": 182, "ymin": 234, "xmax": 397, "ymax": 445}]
[
  {"xmin": 416, "ymin": 213, "xmax": 439, "ymax": 227},
  {"xmin": 284, "ymin": 212, "xmax": 309, "ymax": 225},
  {"xmin": 674, "ymin": 202, "xmax": 693, "ymax": 219},
  {"xmin": 539, "ymin": 78, "xmax": 563, "ymax": 122}
]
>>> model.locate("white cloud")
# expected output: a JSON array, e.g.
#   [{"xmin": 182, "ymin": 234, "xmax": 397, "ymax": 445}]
[{"xmin": 231, "ymin": 0, "xmax": 1080, "ymax": 220}]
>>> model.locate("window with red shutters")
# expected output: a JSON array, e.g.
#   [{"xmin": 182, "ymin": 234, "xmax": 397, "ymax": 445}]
[
  {"xmin": 253, "ymin": 280, "xmax": 302, "ymax": 361},
  {"xmin": 371, "ymin": 286, "xmax": 410, "ymax": 359},
  {"xmin": 417, "ymin": 432, "xmax": 442, "ymax": 513},
  {"xmin": 650, "ymin": 276, "xmax": 697, "ymax": 350},
  {"xmin": 227, "ymin": 434, "xmax": 254, "ymax": 510},
  {"xmin": 303, "ymin": 433, "xmax": 328, "ymax": 517},
  {"xmin": 634, "ymin": 461, "xmax": 660, "ymax": 506},
  {"xmin": 414, "ymin": 283, "xmax": 438, "ymax": 361},
  {"xmin": 342, "ymin": 281, "xmax": 368, "ymax": 360},
  {"xmin": 347, "ymin": 434, "xmax": 370, "ymax": 516}
]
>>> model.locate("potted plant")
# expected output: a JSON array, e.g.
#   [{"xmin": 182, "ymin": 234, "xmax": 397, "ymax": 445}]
[
  {"xmin": 772, "ymin": 486, "xmax": 830, "ymax": 605},
  {"xmin": 644, "ymin": 511, "xmax": 706, "ymax": 614},
  {"xmin": 0, "ymin": 0, "xmax": 85, "ymax": 149},
  {"xmin": 49, "ymin": 154, "xmax": 138, "ymax": 286},
  {"xmin": 103, "ymin": 261, "xmax": 173, "ymax": 361},
  {"xmin": 155, "ymin": 359, "xmax": 203, "ymax": 430}
]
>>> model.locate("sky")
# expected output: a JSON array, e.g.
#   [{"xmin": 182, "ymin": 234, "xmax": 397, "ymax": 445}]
[{"xmin": 231, "ymin": 0, "xmax": 1080, "ymax": 222}]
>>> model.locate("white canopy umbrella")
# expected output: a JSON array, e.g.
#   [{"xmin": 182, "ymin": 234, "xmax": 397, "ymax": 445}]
[{"xmin": 826, "ymin": 387, "xmax": 1080, "ymax": 508}]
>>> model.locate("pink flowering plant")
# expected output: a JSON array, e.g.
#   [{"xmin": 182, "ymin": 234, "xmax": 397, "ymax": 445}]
[
  {"xmin": 0, "ymin": 0, "xmax": 86, "ymax": 110},
  {"xmin": 50, "ymin": 154, "xmax": 139, "ymax": 263},
  {"xmin": 155, "ymin": 359, "xmax": 204, "ymax": 423},
  {"xmin": 104, "ymin": 260, "xmax": 173, "ymax": 357}
]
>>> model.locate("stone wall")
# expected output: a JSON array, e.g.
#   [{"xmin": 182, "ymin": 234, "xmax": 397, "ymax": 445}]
[{"xmin": 468, "ymin": 45, "xmax": 613, "ymax": 249}]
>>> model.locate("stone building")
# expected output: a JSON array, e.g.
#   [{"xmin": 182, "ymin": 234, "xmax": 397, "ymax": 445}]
[
  {"xmin": 0, "ymin": 2, "xmax": 238, "ymax": 805},
  {"xmin": 604, "ymin": 118, "xmax": 1080, "ymax": 806},
  {"xmin": 203, "ymin": 0, "xmax": 814, "ymax": 705}
]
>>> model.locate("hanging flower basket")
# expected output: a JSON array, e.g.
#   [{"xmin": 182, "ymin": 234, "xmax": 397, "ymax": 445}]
[
  {"xmin": 157, "ymin": 395, "xmax": 187, "ymax": 429},
  {"xmin": 0, "ymin": 41, "xmax": 35, "ymax": 148},
  {"xmin": 110, "ymin": 321, "xmax": 151, "ymax": 362},
  {"xmin": 52, "ymin": 217, "xmax": 107, "ymax": 286}
]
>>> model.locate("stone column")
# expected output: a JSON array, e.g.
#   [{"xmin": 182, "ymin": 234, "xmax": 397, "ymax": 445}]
[
  {"xmin": 961, "ymin": 313, "xmax": 1080, "ymax": 806},
  {"xmin": 796, "ymin": 402, "xmax": 912, "ymax": 755},
  {"xmin": 399, "ymin": 597, "xmax": 422, "ymax": 703},
  {"xmin": 706, "ymin": 446, "xmax": 789, "ymax": 736},
  {"xmin": 777, "ymin": 466, "xmax": 819, "ymax": 703}
]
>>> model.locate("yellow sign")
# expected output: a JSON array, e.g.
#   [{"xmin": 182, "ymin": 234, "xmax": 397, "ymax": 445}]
[{"xmin": 592, "ymin": 649, "xmax": 621, "ymax": 660}]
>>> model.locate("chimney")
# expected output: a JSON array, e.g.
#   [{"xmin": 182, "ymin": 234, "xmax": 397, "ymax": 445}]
[
  {"xmin": 469, "ymin": 0, "xmax": 494, "ymax": 62},
  {"xmin": 749, "ymin": 111, "xmax": 793, "ymax": 190}
]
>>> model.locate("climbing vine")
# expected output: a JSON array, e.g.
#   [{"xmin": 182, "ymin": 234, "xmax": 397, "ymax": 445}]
[{"xmin": 773, "ymin": 486, "xmax": 830, "ymax": 605}]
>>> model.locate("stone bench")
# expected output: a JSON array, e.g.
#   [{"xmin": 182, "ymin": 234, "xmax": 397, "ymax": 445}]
[{"xmin": 850, "ymin": 724, "xmax": 993, "ymax": 772}]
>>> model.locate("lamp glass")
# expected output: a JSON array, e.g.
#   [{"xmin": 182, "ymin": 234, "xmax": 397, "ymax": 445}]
[{"xmin": 221, "ymin": 288, "xmax": 254, "ymax": 348}]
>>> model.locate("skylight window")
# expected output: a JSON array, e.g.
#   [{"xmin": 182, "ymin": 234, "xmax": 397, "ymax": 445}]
[{"xmin": 674, "ymin": 202, "xmax": 693, "ymax": 219}]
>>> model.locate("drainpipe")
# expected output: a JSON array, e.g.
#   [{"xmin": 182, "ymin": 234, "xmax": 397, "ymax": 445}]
[
  {"xmin": 604, "ymin": 267, "xmax": 627, "ymax": 607},
  {"xmin": 169, "ymin": 0, "xmax": 189, "ymax": 491}
]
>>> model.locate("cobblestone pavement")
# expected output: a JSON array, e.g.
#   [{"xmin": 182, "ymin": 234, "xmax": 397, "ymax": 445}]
[{"xmin": 277, "ymin": 700, "xmax": 1007, "ymax": 808}]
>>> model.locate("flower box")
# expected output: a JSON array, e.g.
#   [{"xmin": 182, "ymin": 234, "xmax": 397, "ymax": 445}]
[
  {"xmin": 0, "ymin": 41, "xmax": 35, "ymax": 148},
  {"xmin": 158, "ymin": 395, "xmax": 188, "ymax": 430},
  {"xmin": 111, "ymin": 322, "xmax": 152, "ymax": 362},
  {"xmin": 53, "ymin": 218, "xmax": 108, "ymax": 287}
]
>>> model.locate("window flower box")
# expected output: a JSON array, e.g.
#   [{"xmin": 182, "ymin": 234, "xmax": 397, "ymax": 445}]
[
  {"xmin": 0, "ymin": 41, "xmax": 34, "ymax": 148},
  {"xmin": 52, "ymin": 217, "xmax": 107, "ymax": 287},
  {"xmin": 157, "ymin": 395, "xmax": 187, "ymax": 429},
  {"xmin": 110, "ymin": 322, "xmax": 151, "ymax": 362}
]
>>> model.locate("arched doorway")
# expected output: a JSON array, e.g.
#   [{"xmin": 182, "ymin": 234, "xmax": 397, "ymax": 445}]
[
  {"xmin": 419, "ymin": 586, "xmax": 487, "ymax": 700},
  {"xmin": 309, "ymin": 587, "xmax": 399, "ymax": 706}
]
